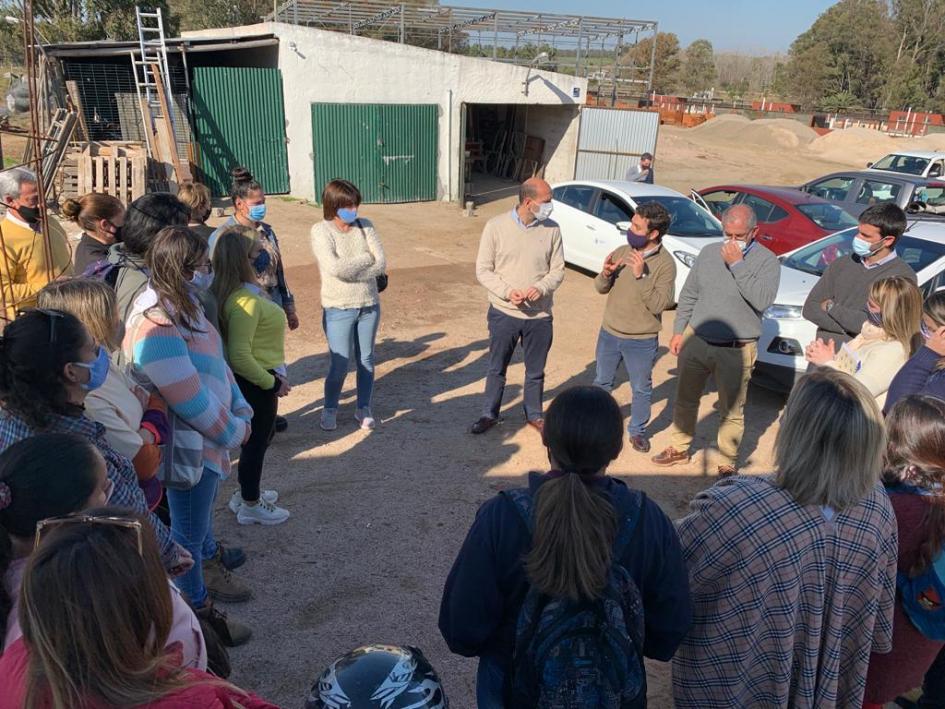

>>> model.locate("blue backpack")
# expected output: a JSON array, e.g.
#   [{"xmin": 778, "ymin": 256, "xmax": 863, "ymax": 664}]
[
  {"xmin": 891, "ymin": 486, "xmax": 945, "ymax": 641},
  {"xmin": 502, "ymin": 486, "xmax": 647, "ymax": 709}
]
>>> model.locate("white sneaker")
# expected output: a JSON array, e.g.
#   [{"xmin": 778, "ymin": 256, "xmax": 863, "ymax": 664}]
[
  {"xmin": 320, "ymin": 408, "xmax": 338, "ymax": 431},
  {"xmin": 237, "ymin": 499, "xmax": 290, "ymax": 526},
  {"xmin": 227, "ymin": 488, "xmax": 279, "ymax": 514},
  {"xmin": 355, "ymin": 407, "xmax": 376, "ymax": 430}
]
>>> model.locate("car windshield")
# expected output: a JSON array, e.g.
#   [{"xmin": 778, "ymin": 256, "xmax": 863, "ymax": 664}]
[
  {"xmin": 871, "ymin": 154, "xmax": 930, "ymax": 176},
  {"xmin": 796, "ymin": 203, "xmax": 858, "ymax": 230},
  {"xmin": 636, "ymin": 196, "xmax": 723, "ymax": 237},
  {"xmin": 782, "ymin": 227, "xmax": 945, "ymax": 276}
]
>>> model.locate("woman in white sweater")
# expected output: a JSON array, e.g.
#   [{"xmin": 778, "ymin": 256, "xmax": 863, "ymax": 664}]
[
  {"xmin": 805, "ymin": 275, "xmax": 922, "ymax": 406},
  {"xmin": 310, "ymin": 179, "xmax": 386, "ymax": 432}
]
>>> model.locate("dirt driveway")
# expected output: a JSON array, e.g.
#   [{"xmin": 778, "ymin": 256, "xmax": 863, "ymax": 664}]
[{"xmin": 207, "ymin": 183, "xmax": 793, "ymax": 707}]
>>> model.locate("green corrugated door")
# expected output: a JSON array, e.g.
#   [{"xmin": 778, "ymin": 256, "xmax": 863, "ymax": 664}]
[
  {"xmin": 311, "ymin": 103, "xmax": 437, "ymax": 203},
  {"xmin": 192, "ymin": 67, "xmax": 289, "ymax": 196}
]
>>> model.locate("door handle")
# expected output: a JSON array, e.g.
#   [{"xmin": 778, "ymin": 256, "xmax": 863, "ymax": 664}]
[
  {"xmin": 585, "ymin": 224, "xmax": 596, "ymax": 231},
  {"xmin": 759, "ymin": 233, "xmax": 773, "ymax": 241}
]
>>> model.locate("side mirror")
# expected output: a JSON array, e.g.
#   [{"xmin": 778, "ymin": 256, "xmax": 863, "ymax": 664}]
[
  {"xmin": 615, "ymin": 221, "xmax": 631, "ymax": 232},
  {"xmin": 866, "ymin": 162, "xmax": 873, "ymax": 168}
]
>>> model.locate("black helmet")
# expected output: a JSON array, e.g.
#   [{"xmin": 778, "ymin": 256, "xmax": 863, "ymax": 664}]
[{"xmin": 305, "ymin": 645, "xmax": 448, "ymax": 709}]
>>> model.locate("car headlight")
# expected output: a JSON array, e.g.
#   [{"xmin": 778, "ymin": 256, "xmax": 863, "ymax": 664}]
[
  {"xmin": 673, "ymin": 251, "xmax": 695, "ymax": 268},
  {"xmin": 764, "ymin": 304, "xmax": 804, "ymax": 320}
]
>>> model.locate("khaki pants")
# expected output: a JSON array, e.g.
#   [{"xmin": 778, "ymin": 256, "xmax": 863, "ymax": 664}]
[{"xmin": 669, "ymin": 329, "xmax": 757, "ymax": 465}]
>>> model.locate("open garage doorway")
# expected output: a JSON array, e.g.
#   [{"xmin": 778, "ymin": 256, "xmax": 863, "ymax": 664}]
[{"xmin": 461, "ymin": 103, "xmax": 581, "ymax": 205}]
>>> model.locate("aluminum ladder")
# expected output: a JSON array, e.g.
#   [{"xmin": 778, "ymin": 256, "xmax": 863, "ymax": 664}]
[{"xmin": 131, "ymin": 6, "xmax": 174, "ymax": 159}]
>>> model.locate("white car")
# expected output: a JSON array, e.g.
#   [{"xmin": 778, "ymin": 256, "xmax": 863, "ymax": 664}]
[
  {"xmin": 867, "ymin": 151, "xmax": 945, "ymax": 180},
  {"xmin": 551, "ymin": 180, "xmax": 724, "ymax": 298},
  {"xmin": 754, "ymin": 219, "xmax": 945, "ymax": 391}
]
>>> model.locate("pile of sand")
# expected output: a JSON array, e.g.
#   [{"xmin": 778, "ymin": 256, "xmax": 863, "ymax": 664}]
[
  {"xmin": 806, "ymin": 126, "xmax": 898, "ymax": 166},
  {"xmin": 905, "ymin": 133, "xmax": 945, "ymax": 152},
  {"xmin": 688, "ymin": 114, "xmax": 818, "ymax": 150}
]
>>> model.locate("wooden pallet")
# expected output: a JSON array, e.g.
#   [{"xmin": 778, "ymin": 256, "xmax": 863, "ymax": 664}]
[{"xmin": 56, "ymin": 142, "xmax": 155, "ymax": 205}]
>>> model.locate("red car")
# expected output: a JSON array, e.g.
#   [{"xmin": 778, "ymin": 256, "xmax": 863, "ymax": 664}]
[{"xmin": 693, "ymin": 184, "xmax": 858, "ymax": 255}]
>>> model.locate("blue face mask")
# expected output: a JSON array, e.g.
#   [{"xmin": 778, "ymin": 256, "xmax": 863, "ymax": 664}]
[
  {"xmin": 337, "ymin": 208, "xmax": 358, "ymax": 224},
  {"xmin": 248, "ymin": 204, "xmax": 267, "ymax": 222},
  {"xmin": 72, "ymin": 345, "xmax": 110, "ymax": 391},
  {"xmin": 189, "ymin": 270, "xmax": 213, "ymax": 293},
  {"xmin": 921, "ymin": 322, "xmax": 933, "ymax": 340},
  {"xmin": 852, "ymin": 235, "xmax": 885, "ymax": 258},
  {"xmin": 867, "ymin": 308, "xmax": 883, "ymax": 327},
  {"xmin": 252, "ymin": 250, "xmax": 272, "ymax": 274}
]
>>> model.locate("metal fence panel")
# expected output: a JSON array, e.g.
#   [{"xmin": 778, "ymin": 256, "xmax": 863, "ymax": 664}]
[{"xmin": 574, "ymin": 108, "xmax": 659, "ymax": 180}]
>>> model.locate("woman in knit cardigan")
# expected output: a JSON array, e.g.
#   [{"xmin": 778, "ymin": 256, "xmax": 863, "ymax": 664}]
[
  {"xmin": 124, "ymin": 226, "xmax": 253, "ymax": 645},
  {"xmin": 805, "ymin": 276, "xmax": 922, "ymax": 407},
  {"xmin": 310, "ymin": 179, "xmax": 386, "ymax": 433}
]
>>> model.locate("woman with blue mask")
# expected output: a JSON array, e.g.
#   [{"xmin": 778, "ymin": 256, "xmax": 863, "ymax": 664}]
[
  {"xmin": 210, "ymin": 167, "xmax": 298, "ymax": 434},
  {"xmin": 0, "ymin": 309, "xmax": 189, "ymax": 579},
  {"xmin": 210, "ymin": 226, "xmax": 291, "ymax": 527},
  {"xmin": 806, "ymin": 276, "xmax": 922, "ymax": 406},
  {"xmin": 310, "ymin": 179, "xmax": 387, "ymax": 432},
  {"xmin": 38, "ymin": 279, "xmax": 170, "ymax": 511},
  {"xmin": 885, "ymin": 290, "xmax": 945, "ymax": 416}
]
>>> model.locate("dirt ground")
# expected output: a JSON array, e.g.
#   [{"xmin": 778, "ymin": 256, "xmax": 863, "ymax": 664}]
[{"xmin": 170, "ymin": 123, "xmax": 895, "ymax": 707}]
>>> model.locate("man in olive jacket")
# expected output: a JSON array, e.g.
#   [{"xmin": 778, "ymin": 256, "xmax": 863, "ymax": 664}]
[{"xmin": 593, "ymin": 202, "xmax": 676, "ymax": 453}]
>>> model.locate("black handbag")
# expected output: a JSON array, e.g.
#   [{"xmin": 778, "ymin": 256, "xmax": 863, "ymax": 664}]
[{"xmin": 354, "ymin": 219, "xmax": 388, "ymax": 293}]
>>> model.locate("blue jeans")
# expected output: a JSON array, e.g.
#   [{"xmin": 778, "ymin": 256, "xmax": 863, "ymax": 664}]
[
  {"xmin": 323, "ymin": 305, "xmax": 380, "ymax": 409},
  {"xmin": 166, "ymin": 469, "xmax": 220, "ymax": 607},
  {"xmin": 593, "ymin": 329, "xmax": 659, "ymax": 437},
  {"xmin": 477, "ymin": 655, "xmax": 507, "ymax": 708}
]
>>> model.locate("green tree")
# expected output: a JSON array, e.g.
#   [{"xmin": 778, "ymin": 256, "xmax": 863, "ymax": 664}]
[
  {"xmin": 883, "ymin": 0, "xmax": 945, "ymax": 110},
  {"xmin": 28, "ymin": 0, "xmax": 177, "ymax": 41},
  {"xmin": 625, "ymin": 32, "xmax": 681, "ymax": 94},
  {"xmin": 681, "ymin": 39, "xmax": 716, "ymax": 95},
  {"xmin": 783, "ymin": 0, "xmax": 893, "ymax": 109}
]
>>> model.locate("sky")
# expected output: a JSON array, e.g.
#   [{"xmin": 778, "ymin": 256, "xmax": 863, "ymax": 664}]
[{"xmin": 457, "ymin": 0, "xmax": 839, "ymax": 53}]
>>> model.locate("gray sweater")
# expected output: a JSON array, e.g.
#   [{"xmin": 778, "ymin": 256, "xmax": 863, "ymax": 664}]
[
  {"xmin": 801, "ymin": 253, "xmax": 917, "ymax": 346},
  {"xmin": 673, "ymin": 241, "xmax": 780, "ymax": 341}
]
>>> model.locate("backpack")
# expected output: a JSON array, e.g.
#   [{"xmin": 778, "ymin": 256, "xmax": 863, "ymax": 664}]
[
  {"xmin": 503, "ymin": 485, "xmax": 647, "ymax": 709},
  {"xmin": 891, "ymin": 485, "xmax": 945, "ymax": 640},
  {"xmin": 81, "ymin": 257, "xmax": 120, "ymax": 288}
]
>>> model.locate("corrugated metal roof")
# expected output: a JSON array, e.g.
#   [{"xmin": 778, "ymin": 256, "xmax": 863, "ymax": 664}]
[{"xmin": 192, "ymin": 66, "xmax": 289, "ymax": 196}]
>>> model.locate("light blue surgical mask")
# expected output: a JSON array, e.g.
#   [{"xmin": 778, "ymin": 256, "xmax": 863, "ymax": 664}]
[
  {"xmin": 189, "ymin": 270, "xmax": 213, "ymax": 293},
  {"xmin": 72, "ymin": 345, "xmax": 110, "ymax": 391},
  {"xmin": 851, "ymin": 236, "xmax": 873, "ymax": 258},
  {"xmin": 338, "ymin": 208, "xmax": 358, "ymax": 224},
  {"xmin": 921, "ymin": 321, "xmax": 933, "ymax": 340},
  {"xmin": 248, "ymin": 204, "xmax": 267, "ymax": 222}
]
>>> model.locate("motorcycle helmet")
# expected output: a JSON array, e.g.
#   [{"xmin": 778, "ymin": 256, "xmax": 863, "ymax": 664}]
[{"xmin": 305, "ymin": 644, "xmax": 448, "ymax": 709}]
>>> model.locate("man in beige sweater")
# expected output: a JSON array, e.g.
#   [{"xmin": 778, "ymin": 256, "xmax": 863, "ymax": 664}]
[
  {"xmin": 593, "ymin": 202, "xmax": 676, "ymax": 453},
  {"xmin": 472, "ymin": 178, "xmax": 565, "ymax": 435}
]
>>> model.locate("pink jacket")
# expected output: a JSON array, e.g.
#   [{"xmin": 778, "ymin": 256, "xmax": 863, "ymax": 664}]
[
  {"xmin": 0, "ymin": 638, "xmax": 279, "ymax": 708},
  {"xmin": 3, "ymin": 558, "xmax": 207, "ymax": 671}
]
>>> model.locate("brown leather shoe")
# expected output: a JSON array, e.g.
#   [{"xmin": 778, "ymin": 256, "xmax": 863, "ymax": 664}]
[
  {"xmin": 527, "ymin": 418, "xmax": 544, "ymax": 434},
  {"xmin": 470, "ymin": 416, "xmax": 498, "ymax": 435},
  {"xmin": 652, "ymin": 447, "xmax": 690, "ymax": 467},
  {"xmin": 195, "ymin": 602, "xmax": 252, "ymax": 647},
  {"xmin": 630, "ymin": 434, "xmax": 650, "ymax": 453},
  {"xmin": 717, "ymin": 464, "xmax": 738, "ymax": 477},
  {"xmin": 203, "ymin": 555, "xmax": 252, "ymax": 603}
]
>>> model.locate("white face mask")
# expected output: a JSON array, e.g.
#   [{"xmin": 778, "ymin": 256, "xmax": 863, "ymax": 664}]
[
  {"xmin": 532, "ymin": 201, "xmax": 554, "ymax": 222},
  {"xmin": 728, "ymin": 237, "xmax": 749, "ymax": 253}
]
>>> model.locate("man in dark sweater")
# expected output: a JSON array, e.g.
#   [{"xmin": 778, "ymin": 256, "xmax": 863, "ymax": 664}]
[
  {"xmin": 653, "ymin": 204, "xmax": 780, "ymax": 476},
  {"xmin": 593, "ymin": 202, "xmax": 676, "ymax": 454},
  {"xmin": 802, "ymin": 203, "xmax": 917, "ymax": 348}
]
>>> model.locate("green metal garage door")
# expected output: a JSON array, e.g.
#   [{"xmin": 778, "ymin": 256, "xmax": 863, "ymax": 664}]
[
  {"xmin": 192, "ymin": 67, "xmax": 290, "ymax": 197},
  {"xmin": 311, "ymin": 103, "xmax": 437, "ymax": 203}
]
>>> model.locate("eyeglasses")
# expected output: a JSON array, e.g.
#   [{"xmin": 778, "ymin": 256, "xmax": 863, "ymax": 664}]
[
  {"xmin": 17, "ymin": 308, "xmax": 65, "ymax": 344},
  {"xmin": 35, "ymin": 513, "xmax": 143, "ymax": 555}
]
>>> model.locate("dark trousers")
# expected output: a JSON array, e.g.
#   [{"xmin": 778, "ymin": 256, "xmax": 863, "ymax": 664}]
[
  {"xmin": 922, "ymin": 647, "xmax": 945, "ymax": 707},
  {"xmin": 234, "ymin": 373, "xmax": 277, "ymax": 503},
  {"xmin": 482, "ymin": 306, "xmax": 553, "ymax": 422}
]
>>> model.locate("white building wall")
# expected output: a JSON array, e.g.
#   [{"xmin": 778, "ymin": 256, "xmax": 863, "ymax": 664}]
[{"xmin": 183, "ymin": 23, "xmax": 588, "ymax": 201}]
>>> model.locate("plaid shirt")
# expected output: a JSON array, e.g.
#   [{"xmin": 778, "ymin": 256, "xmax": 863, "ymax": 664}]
[
  {"xmin": 0, "ymin": 411, "xmax": 177, "ymax": 565},
  {"xmin": 672, "ymin": 475, "xmax": 897, "ymax": 708}
]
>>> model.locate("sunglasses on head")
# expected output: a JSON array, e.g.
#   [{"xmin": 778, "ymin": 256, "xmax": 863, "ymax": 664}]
[{"xmin": 35, "ymin": 513, "xmax": 143, "ymax": 555}]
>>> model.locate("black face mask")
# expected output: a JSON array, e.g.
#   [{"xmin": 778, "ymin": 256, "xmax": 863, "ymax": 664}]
[
  {"xmin": 111, "ymin": 225, "xmax": 123, "ymax": 242},
  {"xmin": 14, "ymin": 205, "xmax": 39, "ymax": 224}
]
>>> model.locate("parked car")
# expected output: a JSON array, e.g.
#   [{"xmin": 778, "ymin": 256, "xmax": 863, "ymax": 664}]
[
  {"xmin": 754, "ymin": 209, "xmax": 945, "ymax": 392},
  {"xmin": 799, "ymin": 170, "xmax": 937, "ymax": 217},
  {"xmin": 692, "ymin": 184, "xmax": 857, "ymax": 255},
  {"xmin": 551, "ymin": 180, "xmax": 724, "ymax": 299},
  {"xmin": 867, "ymin": 151, "xmax": 945, "ymax": 179}
]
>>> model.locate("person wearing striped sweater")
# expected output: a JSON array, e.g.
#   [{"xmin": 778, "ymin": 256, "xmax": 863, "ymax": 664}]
[{"xmin": 125, "ymin": 226, "xmax": 253, "ymax": 647}]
